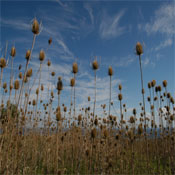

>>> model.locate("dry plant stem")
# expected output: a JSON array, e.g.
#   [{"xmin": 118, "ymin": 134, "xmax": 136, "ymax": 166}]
[
  {"xmin": 139, "ymin": 55, "xmax": 146, "ymax": 132},
  {"xmin": 0, "ymin": 68, "xmax": 3, "ymax": 89},
  {"xmin": 109, "ymin": 76, "xmax": 112, "ymax": 117},
  {"xmin": 70, "ymin": 86, "xmax": 73, "ymax": 118},
  {"xmin": 93, "ymin": 70, "xmax": 97, "ymax": 118},
  {"xmin": 17, "ymin": 34, "xmax": 36, "ymax": 108},
  {"xmin": 73, "ymin": 74, "xmax": 76, "ymax": 118},
  {"xmin": 35, "ymin": 62, "xmax": 42, "ymax": 117},
  {"xmin": 9, "ymin": 57, "xmax": 14, "ymax": 101}
]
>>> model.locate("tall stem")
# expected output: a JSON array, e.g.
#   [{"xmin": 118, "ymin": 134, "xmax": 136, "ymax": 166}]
[
  {"xmin": 93, "ymin": 70, "xmax": 97, "ymax": 118},
  {"xmin": 109, "ymin": 76, "xmax": 112, "ymax": 117},
  {"xmin": 139, "ymin": 55, "xmax": 146, "ymax": 132},
  {"xmin": 17, "ymin": 34, "xmax": 36, "ymax": 108},
  {"xmin": 73, "ymin": 73, "xmax": 76, "ymax": 118}
]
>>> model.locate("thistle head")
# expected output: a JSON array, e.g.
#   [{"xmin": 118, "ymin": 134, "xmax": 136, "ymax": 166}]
[
  {"xmin": 47, "ymin": 60, "xmax": 51, "ymax": 67},
  {"xmin": 10, "ymin": 47, "xmax": 16, "ymax": 57},
  {"xmin": 14, "ymin": 79, "xmax": 20, "ymax": 90},
  {"xmin": 92, "ymin": 60, "xmax": 99, "ymax": 70},
  {"xmin": 25, "ymin": 50, "xmax": 31, "ymax": 61},
  {"xmin": 32, "ymin": 18, "xmax": 40, "ymax": 35},
  {"xmin": 163, "ymin": 80, "xmax": 167, "ymax": 88},
  {"xmin": 0, "ymin": 58, "xmax": 6, "ymax": 68},
  {"xmin": 39, "ymin": 50, "xmax": 45, "ymax": 61},
  {"xmin": 48, "ymin": 38, "xmax": 52, "ymax": 45},
  {"xmin": 108, "ymin": 66, "xmax": 113, "ymax": 76},
  {"xmin": 136, "ymin": 42, "xmax": 143, "ymax": 55},
  {"xmin": 72, "ymin": 62, "xmax": 78, "ymax": 74},
  {"xmin": 70, "ymin": 78, "xmax": 75, "ymax": 87}
]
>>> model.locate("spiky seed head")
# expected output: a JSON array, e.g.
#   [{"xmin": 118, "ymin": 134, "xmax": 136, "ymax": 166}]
[
  {"xmin": 39, "ymin": 50, "xmax": 45, "ymax": 61},
  {"xmin": 138, "ymin": 123, "xmax": 143, "ymax": 135},
  {"xmin": 118, "ymin": 93, "xmax": 122, "ymax": 101},
  {"xmin": 78, "ymin": 114, "xmax": 82, "ymax": 122},
  {"xmin": 41, "ymin": 84, "xmax": 44, "ymax": 91},
  {"xmin": 151, "ymin": 80, "xmax": 156, "ymax": 87},
  {"xmin": 148, "ymin": 82, "xmax": 151, "ymax": 89},
  {"xmin": 10, "ymin": 47, "xmax": 16, "ymax": 57},
  {"xmin": 19, "ymin": 72, "xmax": 23, "ymax": 79},
  {"xmin": 24, "ymin": 75, "xmax": 28, "ymax": 83},
  {"xmin": 147, "ymin": 96, "xmax": 150, "ymax": 102},
  {"xmin": 36, "ymin": 88, "xmax": 39, "ymax": 95},
  {"xmin": 64, "ymin": 106, "xmax": 67, "ymax": 112},
  {"xmin": 92, "ymin": 60, "xmax": 98, "ymax": 70},
  {"xmin": 32, "ymin": 18, "xmax": 40, "ymax": 35},
  {"xmin": 0, "ymin": 58, "xmax": 6, "ymax": 68},
  {"xmin": 170, "ymin": 97, "xmax": 174, "ymax": 104},
  {"xmin": 19, "ymin": 64, "xmax": 22, "ymax": 70},
  {"xmin": 118, "ymin": 84, "xmax": 122, "ymax": 91},
  {"xmin": 170, "ymin": 115, "xmax": 174, "ymax": 121},
  {"xmin": 51, "ymin": 71, "xmax": 55, "ymax": 76},
  {"xmin": 167, "ymin": 93, "xmax": 171, "ymax": 98},
  {"xmin": 56, "ymin": 111, "xmax": 61, "ymax": 121},
  {"xmin": 136, "ymin": 42, "xmax": 143, "ymax": 55},
  {"xmin": 108, "ymin": 66, "xmax": 113, "ymax": 76},
  {"xmin": 72, "ymin": 62, "xmax": 78, "ymax": 74},
  {"xmin": 14, "ymin": 79, "xmax": 20, "ymax": 90},
  {"xmin": 3, "ymin": 82, "xmax": 7, "ymax": 89},
  {"xmin": 25, "ymin": 50, "xmax": 31, "ymax": 60},
  {"xmin": 94, "ymin": 118, "xmax": 98, "ymax": 126},
  {"xmin": 57, "ymin": 78, "xmax": 63, "ymax": 91},
  {"xmin": 88, "ymin": 96, "xmax": 91, "ymax": 101},
  {"xmin": 133, "ymin": 108, "xmax": 136, "ymax": 115},
  {"xmin": 32, "ymin": 99, "xmax": 36, "ymax": 106},
  {"xmin": 158, "ymin": 85, "xmax": 162, "ymax": 92},
  {"xmin": 70, "ymin": 78, "xmax": 75, "ymax": 87},
  {"xmin": 47, "ymin": 60, "xmax": 51, "ymax": 66},
  {"xmin": 27, "ymin": 68, "xmax": 32, "ymax": 77},
  {"xmin": 91, "ymin": 128, "xmax": 97, "ymax": 139},
  {"xmin": 5, "ymin": 89, "xmax": 8, "ymax": 93},
  {"xmin": 48, "ymin": 38, "xmax": 52, "ymax": 45},
  {"xmin": 163, "ymin": 80, "xmax": 167, "ymax": 87}
]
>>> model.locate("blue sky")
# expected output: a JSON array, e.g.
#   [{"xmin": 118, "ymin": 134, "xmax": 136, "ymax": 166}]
[{"xmin": 0, "ymin": 0, "xmax": 174, "ymax": 119}]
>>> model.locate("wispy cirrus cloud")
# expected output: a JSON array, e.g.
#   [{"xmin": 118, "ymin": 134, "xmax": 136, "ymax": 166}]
[
  {"xmin": 99, "ymin": 9, "xmax": 126, "ymax": 39},
  {"xmin": 139, "ymin": 3, "xmax": 175, "ymax": 36},
  {"xmin": 84, "ymin": 3, "xmax": 94, "ymax": 25}
]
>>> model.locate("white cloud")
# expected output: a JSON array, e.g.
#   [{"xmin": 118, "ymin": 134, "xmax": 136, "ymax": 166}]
[
  {"xmin": 141, "ymin": 3, "xmax": 175, "ymax": 35},
  {"xmin": 99, "ymin": 9, "xmax": 126, "ymax": 39},
  {"xmin": 115, "ymin": 55, "xmax": 136, "ymax": 67},
  {"xmin": 154, "ymin": 38, "xmax": 173, "ymax": 51},
  {"xmin": 84, "ymin": 3, "xmax": 94, "ymax": 24}
]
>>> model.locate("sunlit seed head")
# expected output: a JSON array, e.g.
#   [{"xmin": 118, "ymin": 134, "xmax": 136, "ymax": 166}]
[
  {"xmin": 70, "ymin": 78, "xmax": 75, "ymax": 87},
  {"xmin": 136, "ymin": 42, "xmax": 143, "ymax": 55},
  {"xmin": 51, "ymin": 71, "xmax": 55, "ymax": 76},
  {"xmin": 108, "ymin": 66, "xmax": 113, "ymax": 76},
  {"xmin": 118, "ymin": 93, "xmax": 122, "ymax": 101},
  {"xmin": 151, "ymin": 80, "xmax": 156, "ymax": 87},
  {"xmin": 39, "ymin": 50, "xmax": 45, "ymax": 61},
  {"xmin": 0, "ymin": 58, "xmax": 6, "ymax": 68},
  {"xmin": 32, "ymin": 18, "xmax": 40, "ymax": 35},
  {"xmin": 25, "ymin": 50, "xmax": 31, "ymax": 61},
  {"xmin": 92, "ymin": 60, "xmax": 98, "ymax": 70},
  {"xmin": 27, "ymin": 68, "xmax": 32, "ymax": 77},
  {"xmin": 163, "ymin": 80, "xmax": 167, "ymax": 88},
  {"xmin": 47, "ymin": 60, "xmax": 51, "ymax": 67},
  {"xmin": 118, "ymin": 84, "xmax": 122, "ymax": 91},
  {"xmin": 91, "ymin": 128, "xmax": 97, "ymax": 139},
  {"xmin": 48, "ymin": 38, "xmax": 52, "ymax": 45},
  {"xmin": 41, "ymin": 84, "xmax": 44, "ymax": 91},
  {"xmin": 10, "ymin": 47, "xmax": 16, "ymax": 57},
  {"xmin": 14, "ymin": 79, "xmax": 20, "ymax": 90},
  {"xmin": 32, "ymin": 99, "xmax": 36, "ymax": 106},
  {"xmin": 3, "ymin": 82, "xmax": 7, "ymax": 89},
  {"xmin": 72, "ymin": 62, "xmax": 78, "ymax": 74}
]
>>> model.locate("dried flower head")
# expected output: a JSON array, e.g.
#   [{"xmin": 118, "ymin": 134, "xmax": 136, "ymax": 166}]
[
  {"xmin": 118, "ymin": 84, "xmax": 122, "ymax": 91},
  {"xmin": 118, "ymin": 93, "xmax": 122, "ymax": 101},
  {"xmin": 0, "ymin": 58, "xmax": 6, "ymax": 68},
  {"xmin": 108, "ymin": 66, "xmax": 113, "ymax": 76},
  {"xmin": 72, "ymin": 62, "xmax": 78, "ymax": 74},
  {"xmin": 151, "ymin": 80, "xmax": 156, "ymax": 87},
  {"xmin": 14, "ymin": 79, "xmax": 20, "ymax": 90},
  {"xmin": 39, "ymin": 50, "xmax": 45, "ymax": 61},
  {"xmin": 163, "ymin": 80, "xmax": 167, "ymax": 88},
  {"xmin": 25, "ymin": 50, "xmax": 31, "ymax": 61},
  {"xmin": 47, "ymin": 60, "xmax": 51, "ymax": 67},
  {"xmin": 136, "ymin": 42, "xmax": 143, "ymax": 55},
  {"xmin": 27, "ymin": 68, "xmax": 32, "ymax": 77},
  {"xmin": 48, "ymin": 38, "xmax": 52, "ymax": 45},
  {"xmin": 32, "ymin": 18, "xmax": 40, "ymax": 35},
  {"xmin": 70, "ymin": 78, "xmax": 75, "ymax": 87},
  {"xmin": 92, "ymin": 60, "xmax": 99, "ymax": 70},
  {"xmin": 51, "ymin": 71, "xmax": 55, "ymax": 76},
  {"xmin": 10, "ymin": 47, "xmax": 16, "ymax": 57}
]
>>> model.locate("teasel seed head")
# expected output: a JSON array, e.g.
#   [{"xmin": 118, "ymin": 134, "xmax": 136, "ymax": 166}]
[
  {"xmin": 88, "ymin": 96, "xmax": 91, "ymax": 102},
  {"xmin": 118, "ymin": 84, "xmax": 122, "ymax": 91},
  {"xmin": 56, "ymin": 111, "xmax": 62, "ymax": 121},
  {"xmin": 151, "ymin": 80, "xmax": 156, "ymax": 87},
  {"xmin": 57, "ymin": 77, "xmax": 63, "ymax": 91},
  {"xmin": 36, "ymin": 88, "xmax": 39, "ymax": 95},
  {"xmin": 19, "ymin": 72, "xmax": 23, "ymax": 79},
  {"xmin": 48, "ymin": 38, "xmax": 52, "ymax": 45},
  {"xmin": 0, "ymin": 58, "xmax": 6, "ymax": 68},
  {"xmin": 47, "ymin": 60, "xmax": 51, "ymax": 66},
  {"xmin": 24, "ymin": 75, "xmax": 28, "ymax": 83},
  {"xmin": 147, "ymin": 96, "xmax": 150, "ymax": 102},
  {"xmin": 136, "ymin": 42, "xmax": 143, "ymax": 55},
  {"xmin": 70, "ymin": 78, "xmax": 75, "ymax": 87},
  {"xmin": 32, "ymin": 18, "xmax": 40, "ymax": 35},
  {"xmin": 118, "ymin": 93, "xmax": 122, "ymax": 101},
  {"xmin": 51, "ymin": 71, "xmax": 55, "ymax": 77},
  {"xmin": 148, "ymin": 82, "xmax": 151, "ymax": 89},
  {"xmin": 25, "ymin": 50, "xmax": 31, "ymax": 61},
  {"xmin": 14, "ymin": 79, "xmax": 20, "ymax": 90},
  {"xmin": 133, "ymin": 108, "xmax": 136, "ymax": 115},
  {"xmin": 163, "ymin": 80, "xmax": 167, "ymax": 87},
  {"xmin": 92, "ymin": 60, "xmax": 99, "ymax": 70},
  {"xmin": 32, "ymin": 99, "xmax": 36, "ymax": 106},
  {"xmin": 41, "ymin": 84, "xmax": 44, "ymax": 91},
  {"xmin": 39, "ymin": 50, "xmax": 45, "ymax": 61},
  {"xmin": 72, "ymin": 62, "xmax": 78, "ymax": 74},
  {"xmin": 108, "ymin": 66, "xmax": 113, "ymax": 76},
  {"xmin": 158, "ymin": 85, "xmax": 162, "ymax": 92},
  {"xmin": 27, "ymin": 68, "xmax": 32, "ymax": 77},
  {"xmin": 10, "ymin": 47, "xmax": 16, "ymax": 57},
  {"xmin": 3, "ymin": 82, "xmax": 7, "ymax": 89},
  {"xmin": 64, "ymin": 106, "xmax": 67, "ymax": 112}
]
